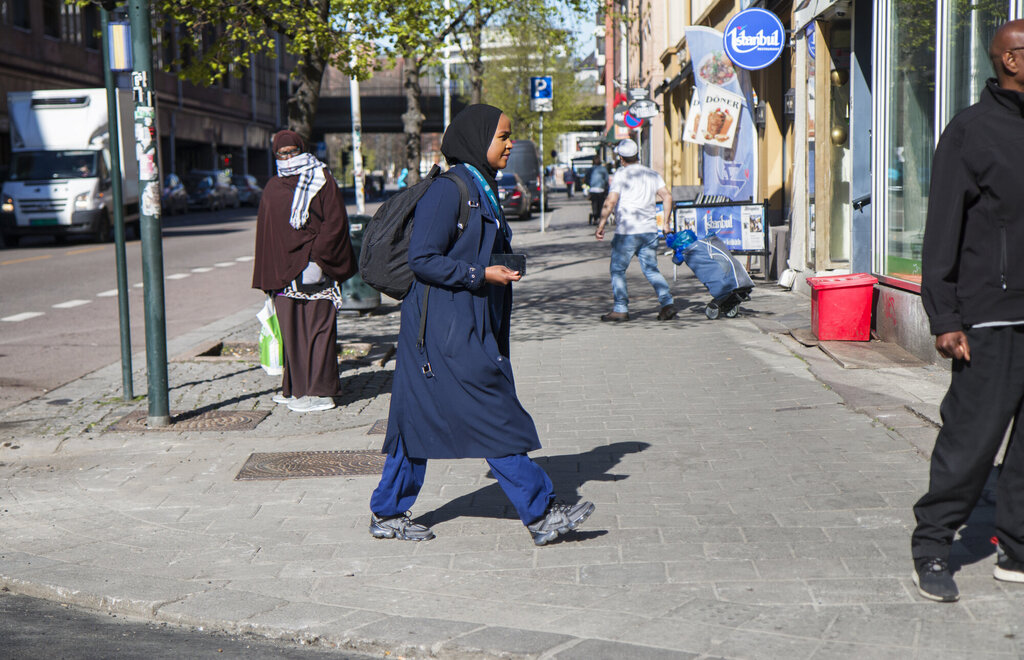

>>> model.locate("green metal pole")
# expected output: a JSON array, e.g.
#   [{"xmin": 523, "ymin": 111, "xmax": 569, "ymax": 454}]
[
  {"xmin": 100, "ymin": 6, "xmax": 133, "ymax": 401},
  {"xmin": 128, "ymin": 0, "xmax": 169, "ymax": 426}
]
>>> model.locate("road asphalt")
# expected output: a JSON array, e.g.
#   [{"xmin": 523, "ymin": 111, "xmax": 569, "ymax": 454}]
[{"xmin": 2, "ymin": 199, "xmax": 1021, "ymax": 659}]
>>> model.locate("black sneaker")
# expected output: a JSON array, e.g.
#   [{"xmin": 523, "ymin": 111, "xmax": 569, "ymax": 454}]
[
  {"xmin": 369, "ymin": 512, "xmax": 435, "ymax": 541},
  {"xmin": 993, "ymin": 549, "xmax": 1024, "ymax": 583},
  {"xmin": 527, "ymin": 501, "xmax": 595, "ymax": 546},
  {"xmin": 913, "ymin": 557, "xmax": 959, "ymax": 602}
]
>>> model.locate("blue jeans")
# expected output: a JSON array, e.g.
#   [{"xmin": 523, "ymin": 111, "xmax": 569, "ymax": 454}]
[
  {"xmin": 370, "ymin": 440, "xmax": 554, "ymax": 525},
  {"xmin": 610, "ymin": 232, "xmax": 673, "ymax": 314}
]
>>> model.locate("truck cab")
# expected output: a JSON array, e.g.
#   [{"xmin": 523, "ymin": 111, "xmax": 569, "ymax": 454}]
[{"xmin": 0, "ymin": 89, "xmax": 138, "ymax": 246}]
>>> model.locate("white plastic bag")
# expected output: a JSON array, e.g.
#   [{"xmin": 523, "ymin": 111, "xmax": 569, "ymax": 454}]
[{"xmin": 257, "ymin": 295, "xmax": 283, "ymax": 376}]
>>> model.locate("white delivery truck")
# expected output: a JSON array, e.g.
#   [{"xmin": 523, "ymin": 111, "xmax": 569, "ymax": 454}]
[{"xmin": 0, "ymin": 88, "xmax": 139, "ymax": 246}]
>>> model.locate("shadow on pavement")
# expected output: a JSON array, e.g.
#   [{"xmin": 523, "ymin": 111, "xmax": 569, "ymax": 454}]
[
  {"xmin": 422, "ymin": 441, "xmax": 651, "ymax": 536},
  {"xmin": 949, "ymin": 466, "xmax": 999, "ymax": 572}
]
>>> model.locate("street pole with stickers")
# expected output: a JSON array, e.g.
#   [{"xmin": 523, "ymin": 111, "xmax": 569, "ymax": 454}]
[
  {"xmin": 129, "ymin": 0, "xmax": 170, "ymax": 427},
  {"xmin": 530, "ymin": 76, "xmax": 552, "ymax": 232}
]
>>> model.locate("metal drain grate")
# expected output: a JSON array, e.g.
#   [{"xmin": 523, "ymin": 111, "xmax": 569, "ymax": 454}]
[
  {"xmin": 235, "ymin": 450, "xmax": 385, "ymax": 480},
  {"xmin": 107, "ymin": 410, "xmax": 269, "ymax": 432},
  {"xmin": 367, "ymin": 419, "xmax": 387, "ymax": 435}
]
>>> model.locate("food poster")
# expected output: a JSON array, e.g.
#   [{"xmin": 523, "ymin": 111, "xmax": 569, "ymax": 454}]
[
  {"xmin": 683, "ymin": 89, "xmax": 704, "ymax": 145},
  {"xmin": 674, "ymin": 204, "xmax": 766, "ymax": 254},
  {"xmin": 684, "ymin": 26, "xmax": 757, "ymax": 202},
  {"xmin": 697, "ymin": 85, "xmax": 743, "ymax": 149}
]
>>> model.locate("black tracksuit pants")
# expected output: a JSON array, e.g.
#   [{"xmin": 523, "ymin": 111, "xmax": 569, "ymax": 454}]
[{"xmin": 912, "ymin": 326, "xmax": 1024, "ymax": 562}]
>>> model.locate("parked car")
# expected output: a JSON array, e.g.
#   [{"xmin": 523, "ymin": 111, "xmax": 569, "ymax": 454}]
[
  {"xmin": 231, "ymin": 174, "xmax": 262, "ymax": 206},
  {"xmin": 161, "ymin": 173, "xmax": 188, "ymax": 215},
  {"xmin": 495, "ymin": 171, "xmax": 532, "ymax": 221},
  {"xmin": 500, "ymin": 140, "xmax": 547, "ymax": 212},
  {"xmin": 186, "ymin": 169, "xmax": 239, "ymax": 211}
]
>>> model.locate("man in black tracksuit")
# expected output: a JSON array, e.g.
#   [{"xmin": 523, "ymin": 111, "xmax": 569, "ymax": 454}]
[{"xmin": 913, "ymin": 20, "xmax": 1024, "ymax": 602}]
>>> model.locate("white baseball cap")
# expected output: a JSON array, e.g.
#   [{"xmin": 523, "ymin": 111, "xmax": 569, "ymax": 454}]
[{"xmin": 615, "ymin": 138, "xmax": 638, "ymax": 158}]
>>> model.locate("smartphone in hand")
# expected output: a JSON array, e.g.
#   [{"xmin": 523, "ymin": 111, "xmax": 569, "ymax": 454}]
[{"xmin": 488, "ymin": 253, "xmax": 526, "ymax": 276}]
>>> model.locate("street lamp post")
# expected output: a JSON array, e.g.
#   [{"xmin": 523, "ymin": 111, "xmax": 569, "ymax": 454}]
[{"xmin": 100, "ymin": 2, "xmax": 133, "ymax": 401}]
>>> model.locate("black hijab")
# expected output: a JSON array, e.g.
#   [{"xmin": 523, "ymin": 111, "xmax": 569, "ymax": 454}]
[{"xmin": 441, "ymin": 104, "xmax": 504, "ymax": 194}]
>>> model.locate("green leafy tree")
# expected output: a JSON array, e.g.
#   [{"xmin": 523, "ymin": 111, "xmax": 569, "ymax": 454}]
[
  {"xmin": 480, "ymin": 8, "xmax": 591, "ymax": 148},
  {"xmin": 384, "ymin": 2, "xmax": 472, "ymax": 185},
  {"xmin": 454, "ymin": 0, "xmax": 594, "ymax": 105},
  {"xmin": 134, "ymin": 0, "xmax": 387, "ymax": 142}
]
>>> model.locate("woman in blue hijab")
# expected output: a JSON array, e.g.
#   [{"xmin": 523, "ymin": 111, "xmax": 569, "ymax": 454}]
[{"xmin": 368, "ymin": 105, "xmax": 595, "ymax": 546}]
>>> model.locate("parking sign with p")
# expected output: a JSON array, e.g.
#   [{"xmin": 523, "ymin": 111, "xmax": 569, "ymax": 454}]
[{"xmin": 530, "ymin": 76, "xmax": 553, "ymax": 112}]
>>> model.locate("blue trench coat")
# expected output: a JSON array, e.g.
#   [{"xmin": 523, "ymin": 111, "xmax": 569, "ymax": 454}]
[{"xmin": 382, "ymin": 165, "xmax": 541, "ymax": 459}]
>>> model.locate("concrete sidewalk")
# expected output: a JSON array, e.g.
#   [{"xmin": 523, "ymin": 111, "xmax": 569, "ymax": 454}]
[{"xmin": 2, "ymin": 199, "xmax": 1020, "ymax": 659}]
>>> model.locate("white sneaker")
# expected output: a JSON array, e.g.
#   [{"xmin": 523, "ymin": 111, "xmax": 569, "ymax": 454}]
[
  {"xmin": 287, "ymin": 395, "xmax": 335, "ymax": 412},
  {"xmin": 272, "ymin": 394, "xmax": 296, "ymax": 405}
]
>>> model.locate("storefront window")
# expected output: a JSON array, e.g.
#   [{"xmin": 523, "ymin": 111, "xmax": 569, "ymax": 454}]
[
  {"xmin": 883, "ymin": 0, "xmax": 937, "ymax": 284},
  {"xmin": 946, "ymin": 2, "xmax": 1008, "ymax": 116}
]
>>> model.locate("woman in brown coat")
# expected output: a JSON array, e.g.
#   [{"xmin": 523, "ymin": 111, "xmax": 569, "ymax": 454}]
[{"xmin": 252, "ymin": 130, "xmax": 356, "ymax": 412}]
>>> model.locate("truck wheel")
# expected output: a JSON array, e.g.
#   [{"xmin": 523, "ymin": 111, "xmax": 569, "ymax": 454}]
[{"xmin": 1, "ymin": 233, "xmax": 19, "ymax": 248}]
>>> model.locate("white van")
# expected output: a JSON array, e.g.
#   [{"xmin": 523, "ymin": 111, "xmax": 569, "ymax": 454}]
[{"xmin": 0, "ymin": 89, "xmax": 139, "ymax": 246}]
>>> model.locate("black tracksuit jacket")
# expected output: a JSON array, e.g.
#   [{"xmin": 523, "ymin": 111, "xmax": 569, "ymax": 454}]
[{"xmin": 922, "ymin": 78, "xmax": 1024, "ymax": 335}]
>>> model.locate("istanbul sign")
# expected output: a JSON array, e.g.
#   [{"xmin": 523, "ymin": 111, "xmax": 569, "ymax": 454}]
[{"xmin": 723, "ymin": 8, "xmax": 785, "ymax": 70}]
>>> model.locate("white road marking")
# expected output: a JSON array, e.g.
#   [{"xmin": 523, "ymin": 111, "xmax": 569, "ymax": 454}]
[
  {"xmin": 214, "ymin": 262, "xmax": 236, "ymax": 268},
  {"xmin": 52, "ymin": 299, "xmax": 92, "ymax": 309},
  {"xmin": 97, "ymin": 289, "xmax": 119, "ymax": 297},
  {"xmin": 2, "ymin": 312, "xmax": 44, "ymax": 322},
  {"xmin": 235, "ymin": 256, "xmax": 254, "ymax": 262},
  {"xmin": 166, "ymin": 273, "xmax": 191, "ymax": 280},
  {"xmin": 133, "ymin": 282, "xmax": 144, "ymax": 288},
  {"xmin": 191, "ymin": 267, "xmax": 213, "ymax": 273}
]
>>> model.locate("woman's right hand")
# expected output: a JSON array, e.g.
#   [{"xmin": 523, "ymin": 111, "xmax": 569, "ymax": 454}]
[{"xmin": 485, "ymin": 265, "xmax": 521, "ymax": 285}]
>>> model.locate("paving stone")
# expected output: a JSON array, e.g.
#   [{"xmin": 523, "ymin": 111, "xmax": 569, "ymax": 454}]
[
  {"xmin": 553, "ymin": 638, "xmax": 698, "ymax": 659},
  {"xmin": 444, "ymin": 625, "xmax": 575, "ymax": 656},
  {"xmin": 0, "ymin": 208, "xmax": 1015, "ymax": 657}
]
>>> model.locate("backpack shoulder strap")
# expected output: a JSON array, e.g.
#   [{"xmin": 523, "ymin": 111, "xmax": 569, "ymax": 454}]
[{"xmin": 439, "ymin": 169, "xmax": 473, "ymax": 239}]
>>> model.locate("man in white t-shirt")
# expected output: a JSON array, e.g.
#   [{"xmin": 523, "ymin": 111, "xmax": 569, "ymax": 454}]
[{"xmin": 594, "ymin": 139, "xmax": 676, "ymax": 322}]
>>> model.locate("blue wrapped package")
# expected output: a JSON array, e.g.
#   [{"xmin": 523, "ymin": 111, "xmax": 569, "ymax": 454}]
[{"xmin": 681, "ymin": 233, "xmax": 754, "ymax": 302}]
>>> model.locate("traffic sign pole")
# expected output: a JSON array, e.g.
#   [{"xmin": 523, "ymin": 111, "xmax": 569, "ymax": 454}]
[
  {"xmin": 539, "ymin": 113, "xmax": 545, "ymax": 233},
  {"xmin": 529, "ymin": 75, "xmax": 553, "ymax": 233}
]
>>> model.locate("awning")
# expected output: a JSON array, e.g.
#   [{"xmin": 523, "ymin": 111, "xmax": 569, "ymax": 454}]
[
  {"xmin": 795, "ymin": 0, "xmax": 851, "ymax": 30},
  {"xmin": 653, "ymin": 62, "xmax": 693, "ymax": 97}
]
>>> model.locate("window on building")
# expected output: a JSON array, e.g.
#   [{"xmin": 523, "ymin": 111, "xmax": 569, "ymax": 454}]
[
  {"xmin": 3, "ymin": 0, "xmax": 31, "ymax": 29},
  {"xmin": 882, "ymin": 0, "xmax": 937, "ymax": 284},
  {"xmin": 42, "ymin": 0, "xmax": 60, "ymax": 38},
  {"xmin": 83, "ymin": 5, "xmax": 99, "ymax": 49},
  {"xmin": 945, "ymin": 2, "xmax": 1007, "ymax": 117}
]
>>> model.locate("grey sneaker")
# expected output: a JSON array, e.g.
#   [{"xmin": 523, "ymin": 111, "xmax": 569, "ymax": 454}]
[
  {"xmin": 527, "ymin": 501, "xmax": 595, "ymax": 546},
  {"xmin": 993, "ymin": 546, "xmax": 1024, "ymax": 583},
  {"xmin": 272, "ymin": 394, "xmax": 295, "ymax": 405},
  {"xmin": 913, "ymin": 557, "xmax": 959, "ymax": 602},
  {"xmin": 369, "ymin": 512, "xmax": 435, "ymax": 541},
  {"xmin": 287, "ymin": 395, "xmax": 335, "ymax": 412}
]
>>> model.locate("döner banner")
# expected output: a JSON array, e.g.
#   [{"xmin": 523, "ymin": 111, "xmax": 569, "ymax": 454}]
[
  {"xmin": 723, "ymin": 8, "xmax": 786, "ymax": 71},
  {"xmin": 684, "ymin": 26, "xmax": 756, "ymax": 201},
  {"xmin": 696, "ymin": 85, "xmax": 743, "ymax": 149}
]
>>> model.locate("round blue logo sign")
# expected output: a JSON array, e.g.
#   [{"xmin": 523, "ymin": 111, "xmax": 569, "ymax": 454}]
[{"xmin": 723, "ymin": 8, "xmax": 785, "ymax": 71}]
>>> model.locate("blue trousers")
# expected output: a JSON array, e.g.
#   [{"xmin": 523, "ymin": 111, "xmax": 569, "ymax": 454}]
[
  {"xmin": 370, "ymin": 440, "xmax": 554, "ymax": 525},
  {"xmin": 610, "ymin": 232, "xmax": 674, "ymax": 314}
]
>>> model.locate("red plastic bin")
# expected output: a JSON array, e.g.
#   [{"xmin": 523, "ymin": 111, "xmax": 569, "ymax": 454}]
[{"xmin": 806, "ymin": 273, "xmax": 878, "ymax": 341}]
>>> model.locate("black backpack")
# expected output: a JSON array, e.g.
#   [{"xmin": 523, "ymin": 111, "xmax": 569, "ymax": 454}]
[{"xmin": 359, "ymin": 164, "xmax": 472, "ymax": 300}]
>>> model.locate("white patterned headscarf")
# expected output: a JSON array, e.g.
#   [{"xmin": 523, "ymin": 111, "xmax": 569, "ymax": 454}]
[{"xmin": 272, "ymin": 130, "xmax": 328, "ymax": 230}]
